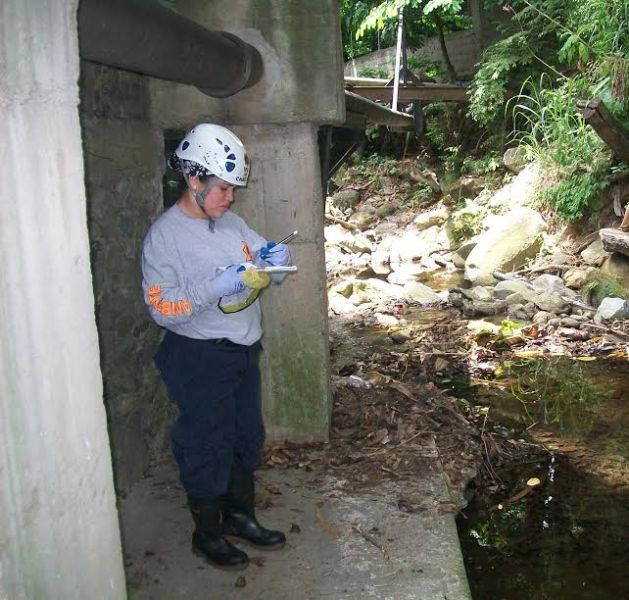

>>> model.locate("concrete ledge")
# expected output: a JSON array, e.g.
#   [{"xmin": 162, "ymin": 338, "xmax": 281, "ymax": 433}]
[{"xmin": 121, "ymin": 458, "xmax": 471, "ymax": 599}]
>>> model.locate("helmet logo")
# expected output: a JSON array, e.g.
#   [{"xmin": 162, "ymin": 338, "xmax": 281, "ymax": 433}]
[{"xmin": 181, "ymin": 141, "xmax": 189, "ymax": 150}]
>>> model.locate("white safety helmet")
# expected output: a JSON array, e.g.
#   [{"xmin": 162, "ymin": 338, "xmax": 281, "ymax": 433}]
[{"xmin": 169, "ymin": 123, "xmax": 250, "ymax": 186}]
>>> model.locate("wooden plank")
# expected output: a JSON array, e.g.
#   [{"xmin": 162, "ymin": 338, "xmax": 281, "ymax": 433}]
[
  {"xmin": 345, "ymin": 84, "xmax": 469, "ymax": 103},
  {"xmin": 577, "ymin": 98, "xmax": 629, "ymax": 164}
]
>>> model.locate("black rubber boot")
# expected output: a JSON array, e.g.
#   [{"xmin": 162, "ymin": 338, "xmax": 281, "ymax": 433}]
[
  {"xmin": 188, "ymin": 497, "xmax": 249, "ymax": 570},
  {"xmin": 222, "ymin": 470, "xmax": 286, "ymax": 550}
]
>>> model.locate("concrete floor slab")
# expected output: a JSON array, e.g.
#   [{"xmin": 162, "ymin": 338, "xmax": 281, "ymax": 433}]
[{"xmin": 120, "ymin": 456, "xmax": 471, "ymax": 600}]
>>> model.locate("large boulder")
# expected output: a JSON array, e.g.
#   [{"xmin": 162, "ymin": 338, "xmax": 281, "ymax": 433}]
[
  {"xmin": 581, "ymin": 238, "xmax": 609, "ymax": 266},
  {"xmin": 600, "ymin": 228, "xmax": 629, "ymax": 258},
  {"xmin": 602, "ymin": 253, "xmax": 629, "ymax": 293},
  {"xmin": 389, "ymin": 226, "xmax": 451, "ymax": 267},
  {"xmin": 595, "ymin": 297, "xmax": 629, "ymax": 321},
  {"xmin": 464, "ymin": 207, "xmax": 547, "ymax": 285},
  {"xmin": 488, "ymin": 163, "xmax": 542, "ymax": 211}
]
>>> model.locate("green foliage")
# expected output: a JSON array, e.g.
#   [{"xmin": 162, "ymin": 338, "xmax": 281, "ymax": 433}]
[
  {"xmin": 509, "ymin": 75, "xmax": 608, "ymax": 169},
  {"xmin": 357, "ymin": 66, "xmax": 390, "ymax": 79},
  {"xmin": 448, "ymin": 206, "xmax": 485, "ymax": 242},
  {"xmin": 468, "ymin": 33, "xmax": 536, "ymax": 126},
  {"xmin": 537, "ymin": 173, "xmax": 608, "ymax": 222},
  {"xmin": 460, "ymin": 152, "xmax": 502, "ymax": 175},
  {"xmin": 341, "ymin": 0, "xmax": 471, "ymax": 59},
  {"xmin": 403, "ymin": 184, "xmax": 435, "ymax": 209},
  {"xmin": 407, "ymin": 55, "xmax": 442, "ymax": 79}
]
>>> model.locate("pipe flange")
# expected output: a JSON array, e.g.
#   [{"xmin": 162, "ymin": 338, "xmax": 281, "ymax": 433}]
[{"xmin": 197, "ymin": 31, "xmax": 260, "ymax": 98}]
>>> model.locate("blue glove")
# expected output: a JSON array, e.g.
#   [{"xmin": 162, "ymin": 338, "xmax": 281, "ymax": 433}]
[
  {"xmin": 260, "ymin": 242, "xmax": 290, "ymax": 266},
  {"xmin": 210, "ymin": 265, "xmax": 247, "ymax": 298}
]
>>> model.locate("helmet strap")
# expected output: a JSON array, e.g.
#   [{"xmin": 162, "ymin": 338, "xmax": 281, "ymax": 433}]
[{"xmin": 183, "ymin": 172, "xmax": 218, "ymax": 231}]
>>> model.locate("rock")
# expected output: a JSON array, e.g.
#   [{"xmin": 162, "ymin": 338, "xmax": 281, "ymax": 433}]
[
  {"xmin": 563, "ymin": 267, "xmax": 591, "ymax": 289},
  {"xmin": 581, "ymin": 238, "xmax": 609, "ymax": 266},
  {"xmin": 413, "ymin": 205, "xmax": 449, "ymax": 230},
  {"xmin": 459, "ymin": 175, "xmax": 486, "ymax": 197},
  {"xmin": 355, "ymin": 278, "xmax": 404, "ymax": 302},
  {"xmin": 328, "ymin": 188, "xmax": 360, "ymax": 212},
  {"xmin": 347, "ymin": 211, "xmax": 376, "ymax": 230},
  {"xmin": 402, "ymin": 281, "xmax": 442, "ymax": 305},
  {"xmin": 502, "ymin": 147, "xmax": 528, "ymax": 173},
  {"xmin": 533, "ymin": 311, "xmax": 553, "ymax": 323},
  {"xmin": 374, "ymin": 313, "xmax": 399, "ymax": 328},
  {"xmin": 337, "ymin": 232, "xmax": 373, "ymax": 254},
  {"xmin": 507, "ymin": 304, "xmax": 527, "ymax": 319},
  {"xmin": 531, "ymin": 273, "xmax": 568, "ymax": 295},
  {"xmin": 582, "ymin": 269, "xmax": 627, "ymax": 307},
  {"xmin": 560, "ymin": 317, "xmax": 582, "ymax": 328},
  {"xmin": 451, "ymin": 239, "xmax": 478, "ymax": 268},
  {"xmin": 595, "ymin": 297, "xmax": 629, "ymax": 321},
  {"xmin": 488, "ymin": 163, "xmax": 542, "ymax": 211},
  {"xmin": 409, "ymin": 168, "xmax": 441, "ymax": 191},
  {"xmin": 466, "ymin": 286, "xmax": 495, "ymax": 301},
  {"xmin": 464, "ymin": 207, "xmax": 547, "ymax": 285},
  {"xmin": 532, "ymin": 292, "xmax": 569, "ymax": 314},
  {"xmin": 600, "ymin": 228, "xmax": 629, "ymax": 258},
  {"xmin": 389, "ymin": 226, "xmax": 451, "ymax": 267},
  {"xmin": 602, "ymin": 253, "xmax": 629, "ymax": 292},
  {"xmin": 370, "ymin": 249, "xmax": 391, "ymax": 275},
  {"xmin": 447, "ymin": 202, "xmax": 485, "ymax": 242},
  {"xmin": 375, "ymin": 202, "xmax": 398, "ymax": 219},
  {"xmin": 505, "ymin": 292, "xmax": 526, "ymax": 305},
  {"xmin": 522, "ymin": 302, "xmax": 538, "ymax": 318},
  {"xmin": 449, "ymin": 290, "xmax": 507, "ymax": 316},
  {"xmin": 494, "ymin": 280, "xmax": 535, "ymax": 300},
  {"xmin": 328, "ymin": 292, "xmax": 357, "ymax": 315}
]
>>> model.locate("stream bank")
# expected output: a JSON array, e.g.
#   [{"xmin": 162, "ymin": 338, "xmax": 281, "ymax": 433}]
[{"xmin": 320, "ymin": 152, "xmax": 629, "ymax": 597}]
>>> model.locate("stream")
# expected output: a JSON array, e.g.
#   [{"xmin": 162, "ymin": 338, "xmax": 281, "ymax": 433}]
[{"xmin": 456, "ymin": 357, "xmax": 629, "ymax": 600}]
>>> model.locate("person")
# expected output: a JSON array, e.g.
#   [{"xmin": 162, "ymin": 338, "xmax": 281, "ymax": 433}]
[{"xmin": 141, "ymin": 123, "xmax": 291, "ymax": 570}]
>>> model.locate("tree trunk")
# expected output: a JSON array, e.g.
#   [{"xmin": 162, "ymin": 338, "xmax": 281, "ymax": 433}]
[{"xmin": 433, "ymin": 13, "xmax": 458, "ymax": 83}]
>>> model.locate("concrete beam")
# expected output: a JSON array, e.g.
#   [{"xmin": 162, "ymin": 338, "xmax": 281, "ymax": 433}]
[
  {"xmin": 0, "ymin": 1, "xmax": 125, "ymax": 597},
  {"xmin": 152, "ymin": 0, "xmax": 345, "ymax": 127}
]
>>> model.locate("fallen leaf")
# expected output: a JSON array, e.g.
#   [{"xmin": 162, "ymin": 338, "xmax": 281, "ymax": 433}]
[
  {"xmin": 234, "ymin": 576, "xmax": 247, "ymax": 588},
  {"xmin": 290, "ymin": 523, "xmax": 301, "ymax": 534}
]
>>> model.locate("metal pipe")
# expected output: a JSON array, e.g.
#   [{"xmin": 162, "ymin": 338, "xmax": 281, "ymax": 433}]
[
  {"xmin": 78, "ymin": 0, "xmax": 263, "ymax": 98},
  {"xmin": 344, "ymin": 91, "xmax": 414, "ymax": 129}
]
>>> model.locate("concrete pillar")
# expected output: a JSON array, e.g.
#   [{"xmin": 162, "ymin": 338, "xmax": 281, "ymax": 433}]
[
  {"xmin": 0, "ymin": 2, "xmax": 126, "ymax": 598},
  {"xmin": 80, "ymin": 62, "xmax": 171, "ymax": 492},
  {"xmin": 232, "ymin": 123, "xmax": 331, "ymax": 440},
  {"xmin": 152, "ymin": 0, "xmax": 344, "ymax": 441}
]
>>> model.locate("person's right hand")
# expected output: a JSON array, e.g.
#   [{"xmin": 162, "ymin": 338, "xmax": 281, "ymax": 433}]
[{"xmin": 210, "ymin": 265, "xmax": 247, "ymax": 298}]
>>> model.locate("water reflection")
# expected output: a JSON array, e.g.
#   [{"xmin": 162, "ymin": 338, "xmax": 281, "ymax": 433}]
[{"xmin": 458, "ymin": 357, "xmax": 629, "ymax": 600}]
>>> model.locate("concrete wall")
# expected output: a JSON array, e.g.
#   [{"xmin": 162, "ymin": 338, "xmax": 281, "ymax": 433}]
[
  {"xmin": 151, "ymin": 0, "xmax": 344, "ymax": 441},
  {"xmin": 80, "ymin": 63, "xmax": 173, "ymax": 492},
  {"xmin": 346, "ymin": 29, "xmax": 481, "ymax": 81},
  {"xmin": 345, "ymin": 2, "xmax": 506, "ymax": 81},
  {"xmin": 0, "ymin": 1, "xmax": 125, "ymax": 598}
]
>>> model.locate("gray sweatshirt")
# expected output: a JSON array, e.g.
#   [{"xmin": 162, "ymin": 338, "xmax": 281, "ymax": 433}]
[{"xmin": 141, "ymin": 205, "xmax": 268, "ymax": 345}]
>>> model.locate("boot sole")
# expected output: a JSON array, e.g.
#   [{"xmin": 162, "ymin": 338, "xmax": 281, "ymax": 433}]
[
  {"xmin": 192, "ymin": 546, "xmax": 250, "ymax": 571},
  {"xmin": 224, "ymin": 535, "xmax": 286, "ymax": 551}
]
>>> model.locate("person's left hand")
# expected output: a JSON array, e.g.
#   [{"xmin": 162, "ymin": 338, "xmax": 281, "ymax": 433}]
[{"xmin": 260, "ymin": 242, "xmax": 291, "ymax": 266}]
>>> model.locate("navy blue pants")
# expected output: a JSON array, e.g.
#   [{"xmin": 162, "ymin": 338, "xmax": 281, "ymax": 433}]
[{"xmin": 155, "ymin": 331, "xmax": 265, "ymax": 499}]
